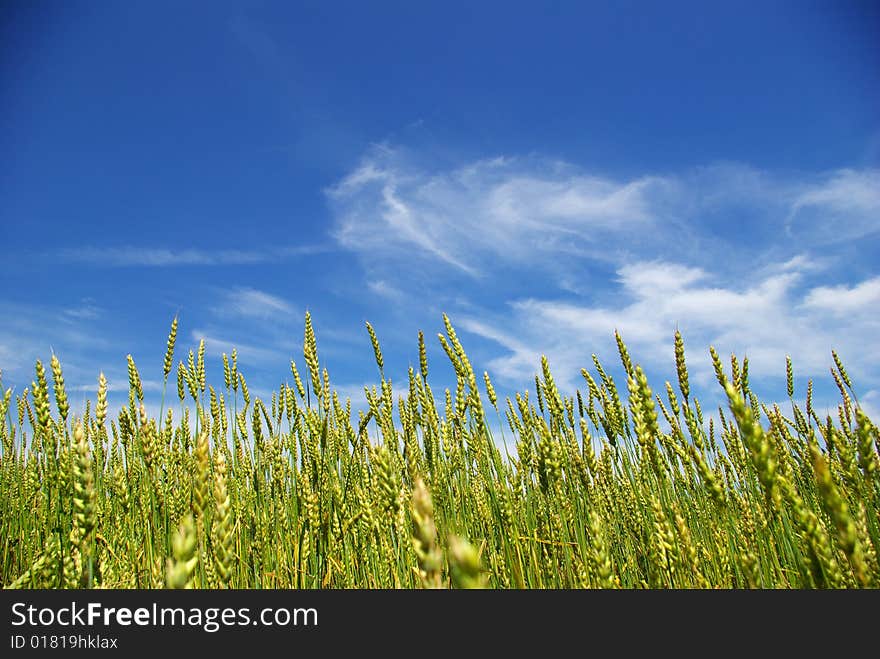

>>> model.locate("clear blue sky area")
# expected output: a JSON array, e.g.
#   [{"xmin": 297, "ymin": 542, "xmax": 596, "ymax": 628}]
[{"xmin": 2, "ymin": 1, "xmax": 878, "ymax": 420}]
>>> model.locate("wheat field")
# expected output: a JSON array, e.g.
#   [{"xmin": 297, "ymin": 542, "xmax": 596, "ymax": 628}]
[{"xmin": 1, "ymin": 313, "xmax": 878, "ymax": 589}]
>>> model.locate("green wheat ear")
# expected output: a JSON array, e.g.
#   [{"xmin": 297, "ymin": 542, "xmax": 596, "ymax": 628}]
[
  {"xmin": 192, "ymin": 430, "xmax": 211, "ymax": 525},
  {"xmin": 163, "ymin": 315, "xmax": 178, "ymax": 381},
  {"xmin": 447, "ymin": 535, "xmax": 486, "ymax": 589},
  {"xmin": 50, "ymin": 354, "xmax": 69, "ymax": 426},
  {"xmin": 365, "ymin": 321, "xmax": 385, "ymax": 377},
  {"xmin": 418, "ymin": 330, "xmax": 428, "ymax": 380},
  {"xmin": 674, "ymin": 329, "xmax": 689, "ymax": 400},
  {"xmin": 811, "ymin": 443, "xmax": 868, "ymax": 587},
  {"xmin": 212, "ymin": 450, "xmax": 235, "ymax": 587},
  {"xmin": 166, "ymin": 515, "xmax": 199, "ymax": 589},
  {"xmin": 411, "ymin": 478, "xmax": 443, "ymax": 588}
]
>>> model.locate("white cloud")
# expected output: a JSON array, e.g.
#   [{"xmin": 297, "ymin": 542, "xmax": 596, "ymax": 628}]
[
  {"xmin": 457, "ymin": 261, "xmax": 879, "ymax": 395},
  {"xmin": 327, "ymin": 147, "xmax": 675, "ymax": 277},
  {"xmin": 802, "ymin": 277, "xmax": 880, "ymax": 315},
  {"xmin": 367, "ymin": 280, "xmax": 406, "ymax": 301},
  {"xmin": 485, "ymin": 173, "xmax": 662, "ymax": 230},
  {"xmin": 330, "ymin": 161, "xmax": 391, "ymax": 195},
  {"xmin": 617, "ymin": 262, "xmax": 706, "ymax": 297},
  {"xmin": 189, "ymin": 330, "xmax": 288, "ymax": 366},
  {"xmin": 776, "ymin": 254, "xmax": 827, "ymax": 274},
  {"xmin": 57, "ymin": 245, "xmax": 329, "ymax": 267},
  {"xmin": 216, "ymin": 287, "xmax": 296, "ymax": 319},
  {"xmin": 328, "ymin": 150, "xmax": 879, "ymax": 281},
  {"xmin": 69, "ymin": 378, "xmax": 163, "ymax": 394},
  {"xmin": 0, "ymin": 301, "xmax": 114, "ymax": 387},
  {"xmin": 62, "ymin": 299, "xmax": 103, "ymax": 321},
  {"xmin": 787, "ymin": 168, "xmax": 880, "ymax": 242},
  {"xmin": 795, "ymin": 169, "xmax": 880, "ymax": 213}
]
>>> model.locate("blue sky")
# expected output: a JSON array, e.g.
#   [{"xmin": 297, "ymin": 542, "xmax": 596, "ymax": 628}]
[{"xmin": 2, "ymin": 0, "xmax": 879, "ymax": 424}]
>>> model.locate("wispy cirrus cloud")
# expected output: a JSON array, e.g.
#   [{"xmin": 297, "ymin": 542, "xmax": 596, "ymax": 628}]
[
  {"xmin": 55, "ymin": 244, "xmax": 331, "ymax": 267},
  {"xmin": 326, "ymin": 148, "xmax": 676, "ymax": 277},
  {"xmin": 215, "ymin": 287, "xmax": 296, "ymax": 319},
  {"xmin": 367, "ymin": 279, "xmax": 406, "ymax": 301},
  {"xmin": 189, "ymin": 329, "xmax": 288, "ymax": 367},
  {"xmin": 327, "ymin": 147, "xmax": 879, "ymax": 283},
  {"xmin": 61, "ymin": 298, "xmax": 104, "ymax": 321},
  {"xmin": 787, "ymin": 168, "xmax": 880, "ymax": 242},
  {"xmin": 0, "ymin": 299, "xmax": 119, "ymax": 400},
  {"xmin": 68, "ymin": 379, "xmax": 163, "ymax": 394}
]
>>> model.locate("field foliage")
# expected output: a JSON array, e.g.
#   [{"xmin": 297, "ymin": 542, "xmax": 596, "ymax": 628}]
[{"xmin": 1, "ymin": 314, "xmax": 878, "ymax": 588}]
